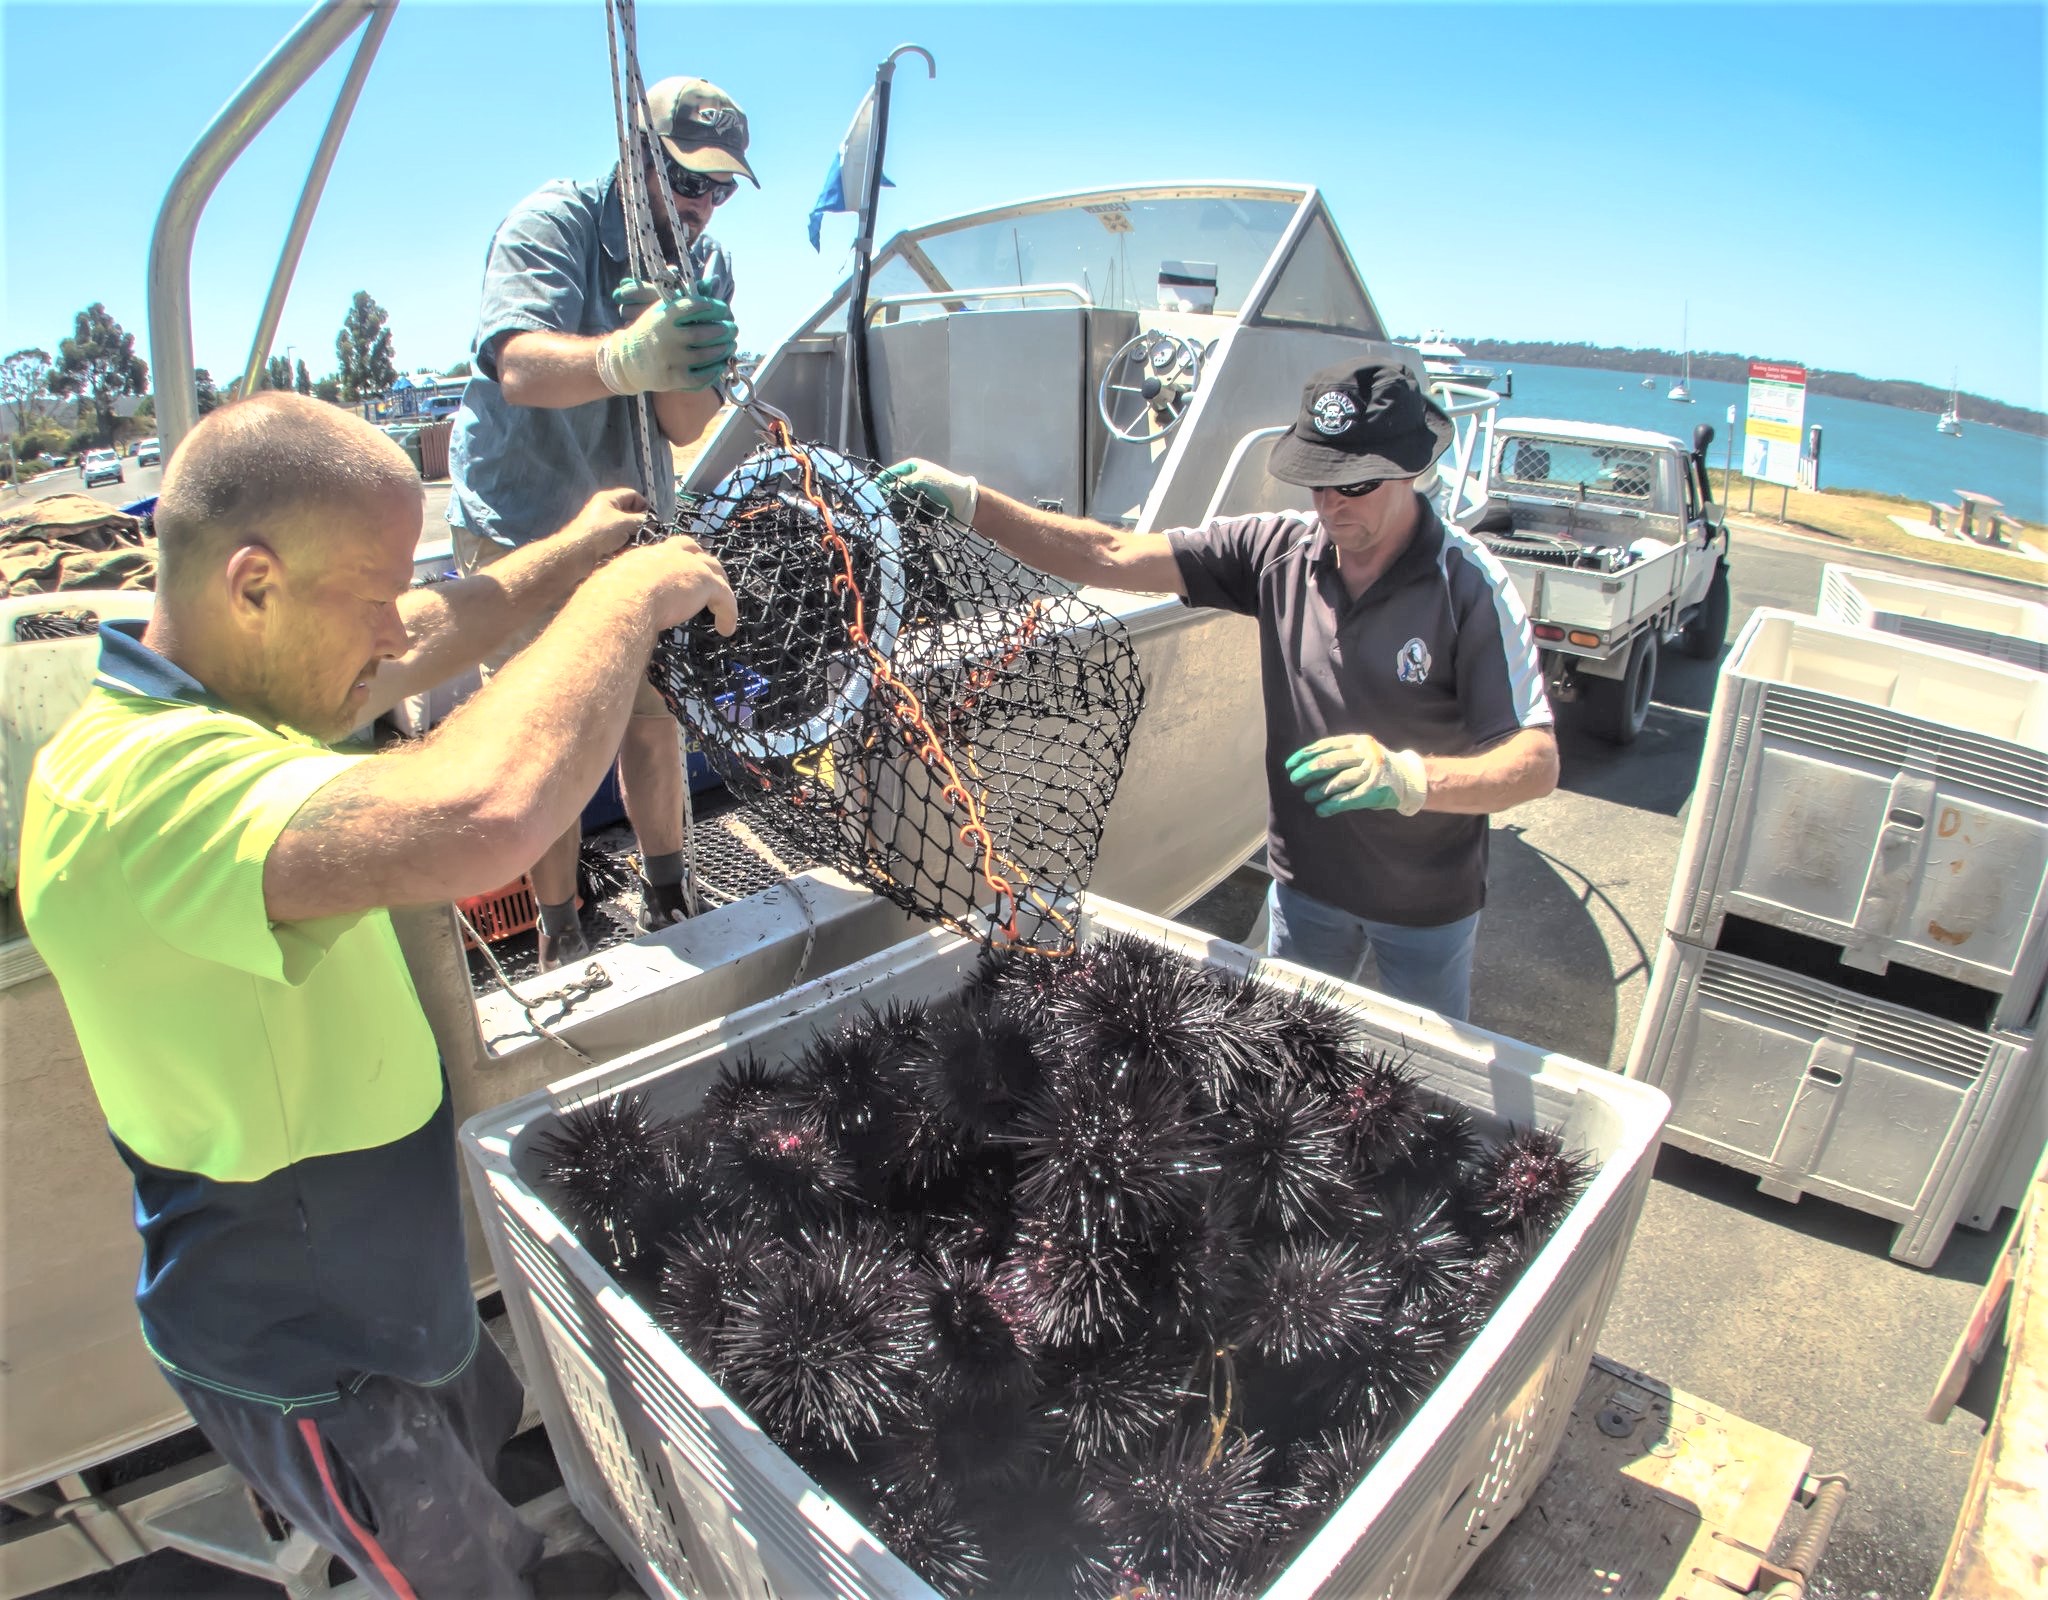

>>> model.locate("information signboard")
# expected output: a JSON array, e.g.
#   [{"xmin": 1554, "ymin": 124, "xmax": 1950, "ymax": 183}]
[{"xmin": 1743, "ymin": 361, "xmax": 1808, "ymax": 488}]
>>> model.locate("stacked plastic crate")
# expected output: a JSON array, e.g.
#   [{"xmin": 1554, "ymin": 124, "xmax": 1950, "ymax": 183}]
[{"xmin": 1627, "ymin": 599, "xmax": 2048, "ymax": 1266}]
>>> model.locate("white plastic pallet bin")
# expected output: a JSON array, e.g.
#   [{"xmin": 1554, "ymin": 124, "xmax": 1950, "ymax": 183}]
[
  {"xmin": 1817, "ymin": 563, "xmax": 2048, "ymax": 674},
  {"xmin": 1625, "ymin": 934, "xmax": 2035, "ymax": 1266},
  {"xmin": 1, "ymin": 591, "xmax": 154, "ymax": 897},
  {"xmin": 1958, "ymin": 1027, "xmax": 2046, "ymax": 1231},
  {"xmin": 461, "ymin": 897, "xmax": 1669, "ymax": 1600},
  {"xmin": 1664, "ymin": 608, "xmax": 2048, "ymax": 1031}
]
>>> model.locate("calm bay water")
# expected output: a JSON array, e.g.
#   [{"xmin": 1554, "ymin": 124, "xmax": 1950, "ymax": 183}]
[{"xmin": 1486, "ymin": 362, "xmax": 2048, "ymax": 525}]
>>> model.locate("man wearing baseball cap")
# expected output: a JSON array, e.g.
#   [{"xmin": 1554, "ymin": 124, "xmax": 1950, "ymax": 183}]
[
  {"xmin": 879, "ymin": 357, "xmax": 1557, "ymax": 1020},
  {"xmin": 448, "ymin": 77, "xmax": 757, "ymax": 968}
]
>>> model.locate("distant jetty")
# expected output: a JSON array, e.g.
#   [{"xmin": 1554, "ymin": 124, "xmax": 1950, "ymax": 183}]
[{"xmin": 1402, "ymin": 339, "xmax": 2047, "ymax": 439}]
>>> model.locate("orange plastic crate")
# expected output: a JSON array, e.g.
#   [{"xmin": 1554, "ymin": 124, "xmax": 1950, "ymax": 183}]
[{"xmin": 458, "ymin": 876, "xmax": 541, "ymax": 949}]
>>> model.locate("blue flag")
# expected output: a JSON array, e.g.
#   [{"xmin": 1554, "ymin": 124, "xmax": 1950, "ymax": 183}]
[{"xmin": 809, "ymin": 88, "xmax": 893, "ymax": 251}]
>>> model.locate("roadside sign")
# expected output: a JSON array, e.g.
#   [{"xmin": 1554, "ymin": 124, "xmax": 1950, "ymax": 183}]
[{"xmin": 1743, "ymin": 361, "xmax": 1807, "ymax": 488}]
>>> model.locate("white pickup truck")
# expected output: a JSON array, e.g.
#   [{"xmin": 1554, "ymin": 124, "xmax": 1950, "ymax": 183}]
[{"xmin": 1451, "ymin": 418, "xmax": 1731, "ymax": 743}]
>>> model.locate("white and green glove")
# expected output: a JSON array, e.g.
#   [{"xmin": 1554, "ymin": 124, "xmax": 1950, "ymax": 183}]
[
  {"xmin": 1286, "ymin": 733, "xmax": 1429, "ymax": 817},
  {"xmin": 874, "ymin": 457, "xmax": 979, "ymax": 525},
  {"xmin": 598, "ymin": 278, "xmax": 737, "ymax": 395}
]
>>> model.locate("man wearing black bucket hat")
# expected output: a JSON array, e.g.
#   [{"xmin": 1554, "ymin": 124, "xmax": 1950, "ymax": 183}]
[
  {"xmin": 449, "ymin": 76, "xmax": 758, "ymax": 969},
  {"xmin": 879, "ymin": 357, "xmax": 1556, "ymax": 1020}
]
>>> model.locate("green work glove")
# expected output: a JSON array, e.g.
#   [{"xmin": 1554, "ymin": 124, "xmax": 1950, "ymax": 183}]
[
  {"xmin": 599, "ymin": 278, "xmax": 737, "ymax": 395},
  {"xmin": 874, "ymin": 457, "xmax": 979, "ymax": 525},
  {"xmin": 1285, "ymin": 733, "xmax": 1429, "ymax": 817}
]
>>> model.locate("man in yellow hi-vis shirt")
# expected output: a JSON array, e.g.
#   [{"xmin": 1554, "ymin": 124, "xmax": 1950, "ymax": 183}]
[{"xmin": 21, "ymin": 392, "xmax": 735, "ymax": 1597}]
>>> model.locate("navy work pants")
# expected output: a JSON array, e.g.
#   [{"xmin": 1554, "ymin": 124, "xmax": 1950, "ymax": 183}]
[{"xmin": 167, "ymin": 1322, "xmax": 544, "ymax": 1599}]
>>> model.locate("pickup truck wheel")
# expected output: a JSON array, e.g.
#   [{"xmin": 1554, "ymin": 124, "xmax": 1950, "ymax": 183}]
[
  {"xmin": 1580, "ymin": 632, "xmax": 1658, "ymax": 745},
  {"xmin": 1680, "ymin": 559, "xmax": 1731, "ymax": 660}
]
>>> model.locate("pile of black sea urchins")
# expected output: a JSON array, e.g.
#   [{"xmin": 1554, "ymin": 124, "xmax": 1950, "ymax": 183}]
[{"xmin": 535, "ymin": 933, "xmax": 1592, "ymax": 1598}]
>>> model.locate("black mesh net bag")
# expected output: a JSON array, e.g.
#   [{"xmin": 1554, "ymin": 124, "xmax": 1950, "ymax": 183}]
[
  {"xmin": 638, "ymin": 432, "xmax": 1145, "ymax": 954},
  {"xmin": 12, "ymin": 608, "xmax": 101, "ymax": 642}
]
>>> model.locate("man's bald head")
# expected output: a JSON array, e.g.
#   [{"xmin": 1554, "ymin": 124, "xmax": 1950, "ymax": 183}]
[{"xmin": 155, "ymin": 392, "xmax": 420, "ymax": 596}]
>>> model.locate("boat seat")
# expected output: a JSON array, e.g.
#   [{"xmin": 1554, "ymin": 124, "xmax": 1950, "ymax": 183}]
[{"xmin": 865, "ymin": 306, "xmax": 1092, "ymax": 514}]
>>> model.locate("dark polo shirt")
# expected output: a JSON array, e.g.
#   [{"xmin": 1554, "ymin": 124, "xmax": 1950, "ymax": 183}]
[{"xmin": 1168, "ymin": 498, "xmax": 1552, "ymax": 928}]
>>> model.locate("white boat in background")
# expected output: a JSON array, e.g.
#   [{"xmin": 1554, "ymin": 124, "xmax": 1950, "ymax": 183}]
[
  {"xmin": 1412, "ymin": 329, "xmax": 1498, "ymax": 390},
  {"xmin": 1640, "ymin": 376, "xmax": 1656, "ymax": 388},
  {"xmin": 1668, "ymin": 306, "xmax": 1694, "ymax": 402},
  {"xmin": 1938, "ymin": 374, "xmax": 1963, "ymax": 436}
]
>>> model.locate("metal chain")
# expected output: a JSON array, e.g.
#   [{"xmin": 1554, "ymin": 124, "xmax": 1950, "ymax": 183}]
[{"xmin": 602, "ymin": 0, "xmax": 715, "ymax": 915}]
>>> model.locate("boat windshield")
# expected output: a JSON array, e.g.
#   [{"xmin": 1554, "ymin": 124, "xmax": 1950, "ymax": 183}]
[
  {"xmin": 867, "ymin": 189, "xmax": 1302, "ymax": 319},
  {"xmin": 1495, "ymin": 435, "xmax": 1657, "ymax": 503}
]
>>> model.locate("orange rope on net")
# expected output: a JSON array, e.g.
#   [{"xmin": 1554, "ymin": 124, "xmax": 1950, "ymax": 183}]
[
  {"xmin": 769, "ymin": 420, "xmax": 1074, "ymax": 952},
  {"xmin": 639, "ymin": 429, "xmax": 1142, "ymax": 961}
]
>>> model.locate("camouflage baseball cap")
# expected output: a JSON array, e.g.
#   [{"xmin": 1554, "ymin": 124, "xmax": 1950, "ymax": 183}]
[{"xmin": 641, "ymin": 77, "xmax": 758, "ymax": 186}]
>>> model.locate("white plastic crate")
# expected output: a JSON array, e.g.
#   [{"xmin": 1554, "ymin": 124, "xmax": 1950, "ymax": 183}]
[
  {"xmin": 1818, "ymin": 563, "xmax": 2048, "ymax": 674},
  {"xmin": 461, "ymin": 896, "xmax": 1669, "ymax": 1600},
  {"xmin": 1, "ymin": 591, "xmax": 153, "ymax": 895},
  {"xmin": 1959, "ymin": 1028, "xmax": 2046, "ymax": 1231},
  {"xmin": 1665, "ymin": 608, "xmax": 2048, "ymax": 1027},
  {"xmin": 1625, "ymin": 933, "xmax": 2036, "ymax": 1266}
]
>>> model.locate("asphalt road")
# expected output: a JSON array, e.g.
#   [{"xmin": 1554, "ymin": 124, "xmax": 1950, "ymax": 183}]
[
  {"xmin": 1178, "ymin": 522, "xmax": 2027, "ymax": 1600},
  {"xmin": 1506, "ymin": 526, "xmax": 2011, "ymax": 1600},
  {"xmin": 7, "ymin": 463, "xmax": 163, "ymax": 508}
]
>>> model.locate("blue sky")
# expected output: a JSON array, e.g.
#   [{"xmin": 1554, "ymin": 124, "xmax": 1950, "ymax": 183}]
[{"xmin": 4, "ymin": 2, "xmax": 2043, "ymax": 410}]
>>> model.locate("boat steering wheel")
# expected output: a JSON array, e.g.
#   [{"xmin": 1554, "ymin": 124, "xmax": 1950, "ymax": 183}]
[{"xmin": 1097, "ymin": 332, "xmax": 1205, "ymax": 443}]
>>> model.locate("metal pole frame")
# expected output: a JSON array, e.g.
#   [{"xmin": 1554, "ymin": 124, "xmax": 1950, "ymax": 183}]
[
  {"xmin": 148, "ymin": 0, "xmax": 396, "ymax": 457},
  {"xmin": 1723, "ymin": 404, "xmax": 1736, "ymax": 513},
  {"xmin": 840, "ymin": 43, "xmax": 934, "ymax": 458}
]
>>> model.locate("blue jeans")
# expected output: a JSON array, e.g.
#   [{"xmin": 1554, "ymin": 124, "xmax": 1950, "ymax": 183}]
[{"xmin": 1266, "ymin": 880, "xmax": 1481, "ymax": 1022}]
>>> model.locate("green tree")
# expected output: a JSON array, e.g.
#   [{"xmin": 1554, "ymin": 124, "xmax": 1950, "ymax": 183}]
[
  {"xmin": 1, "ymin": 348, "xmax": 56, "ymax": 433},
  {"xmin": 295, "ymin": 358, "xmax": 313, "ymax": 395},
  {"xmin": 264, "ymin": 355, "xmax": 293, "ymax": 391},
  {"xmin": 313, "ymin": 373, "xmax": 343, "ymax": 404},
  {"xmin": 193, "ymin": 368, "xmax": 221, "ymax": 416},
  {"xmin": 135, "ymin": 393, "xmax": 156, "ymax": 421},
  {"xmin": 442, "ymin": 359, "xmax": 472, "ymax": 378},
  {"xmin": 13, "ymin": 419, "xmax": 71, "ymax": 461},
  {"xmin": 334, "ymin": 290, "xmax": 397, "ymax": 400},
  {"xmin": 50, "ymin": 304, "xmax": 149, "ymax": 444}
]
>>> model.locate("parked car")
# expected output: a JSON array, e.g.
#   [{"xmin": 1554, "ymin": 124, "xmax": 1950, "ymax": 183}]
[
  {"xmin": 1446, "ymin": 419, "xmax": 1729, "ymax": 744},
  {"xmin": 133, "ymin": 437, "xmax": 161, "ymax": 467},
  {"xmin": 81, "ymin": 449, "xmax": 125, "ymax": 488}
]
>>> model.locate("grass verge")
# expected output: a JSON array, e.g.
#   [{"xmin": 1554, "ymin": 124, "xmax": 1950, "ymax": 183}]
[{"xmin": 1707, "ymin": 471, "xmax": 2044, "ymax": 586}]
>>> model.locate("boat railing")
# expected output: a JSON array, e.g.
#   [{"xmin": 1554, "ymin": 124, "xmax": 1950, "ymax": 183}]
[
  {"xmin": 864, "ymin": 283, "xmax": 1095, "ymax": 322},
  {"xmin": 148, "ymin": 0, "xmax": 396, "ymax": 455},
  {"xmin": 1430, "ymin": 379, "xmax": 1502, "ymax": 526},
  {"xmin": 1199, "ymin": 424, "xmax": 1290, "ymax": 525}
]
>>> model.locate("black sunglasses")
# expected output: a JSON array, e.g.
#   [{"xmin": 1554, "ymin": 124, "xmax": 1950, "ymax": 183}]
[
  {"xmin": 1327, "ymin": 477, "xmax": 1390, "ymax": 498},
  {"xmin": 658, "ymin": 153, "xmax": 738, "ymax": 204}
]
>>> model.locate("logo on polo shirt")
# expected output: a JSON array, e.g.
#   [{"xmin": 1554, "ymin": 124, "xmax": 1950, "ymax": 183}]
[
  {"xmin": 1397, "ymin": 637, "xmax": 1432, "ymax": 684},
  {"xmin": 1310, "ymin": 389, "xmax": 1357, "ymax": 436}
]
